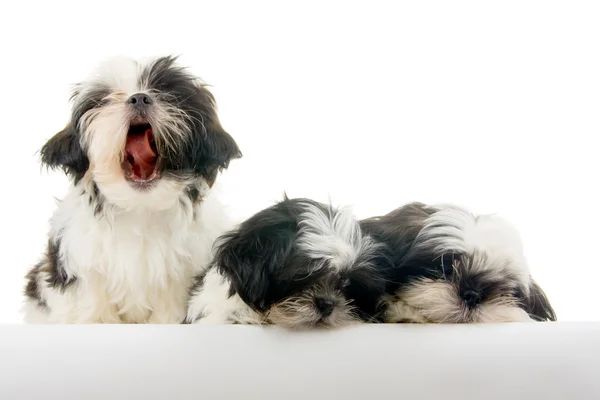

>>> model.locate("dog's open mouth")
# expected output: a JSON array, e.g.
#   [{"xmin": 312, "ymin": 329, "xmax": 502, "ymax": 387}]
[{"xmin": 122, "ymin": 119, "xmax": 160, "ymax": 183}]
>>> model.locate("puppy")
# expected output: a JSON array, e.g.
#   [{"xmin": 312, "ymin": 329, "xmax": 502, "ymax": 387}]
[
  {"xmin": 23, "ymin": 55, "xmax": 242, "ymax": 323},
  {"xmin": 360, "ymin": 202, "xmax": 556, "ymax": 323},
  {"xmin": 185, "ymin": 196, "xmax": 392, "ymax": 328}
]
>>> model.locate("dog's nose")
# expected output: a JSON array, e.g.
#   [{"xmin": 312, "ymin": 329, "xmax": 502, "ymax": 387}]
[
  {"xmin": 461, "ymin": 290, "xmax": 481, "ymax": 308},
  {"xmin": 315, "ymin": 298, "xmax": 335, "ymax": 317},
  {"xmin": 127, "ymin": 93, "xmax": 152, "ymax": 107}
]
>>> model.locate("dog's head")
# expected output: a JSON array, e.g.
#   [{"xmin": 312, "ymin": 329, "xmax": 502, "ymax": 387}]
[
  {"xmin": 362, "ymin": 203, "xmax": 557, "ymax": 323},
  {"xmin": 214, "ymin": 196, "xmax": 391, "ymax": 329},
  {"xmin": 40, "ymin": 55, "xmax": 241, "ymax": 210}
]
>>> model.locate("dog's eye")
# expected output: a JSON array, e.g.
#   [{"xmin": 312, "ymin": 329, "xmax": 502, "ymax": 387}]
[
  {"xmin": 440, "ymin": 254, "xmax": 455, "ymax": 279},
  {"xmin": 443, "ymin": 263, "xmax": 454, "ymax": 277},
  {"xmin": 510, "ymin": 287, "xmax": 524, "ymax": 299}
]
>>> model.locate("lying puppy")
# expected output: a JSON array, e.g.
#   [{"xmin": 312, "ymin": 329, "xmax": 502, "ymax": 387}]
[
  {"xmin": 360, "ymin": 202, "xmax": 557, "ymax": 323},
  {"xmin": 23, "ymin": 55, "xmax": 241, "ymax": 323},
  {"xmin": 185, "ymin": 196, "xmax": 392, "ymax": 328}
]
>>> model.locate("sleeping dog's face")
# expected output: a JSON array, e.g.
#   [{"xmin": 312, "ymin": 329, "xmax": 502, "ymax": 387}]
[
  {"xmin": 361, "ymin": 203, "xmax": 557, "ymax": 324},
  {"xmin": 213, "ymin": 197, "xmax": 392, "ymax": 328},
  {"xmin": 39, "ymin": 55, "xmax": 241, "ymax": 211}
]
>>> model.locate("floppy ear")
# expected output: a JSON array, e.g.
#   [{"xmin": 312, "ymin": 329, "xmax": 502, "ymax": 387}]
[
  {"xmin": 203, "ymin": 116, "xmax": 242, "ymax": 169},
  {"xmin": 192, "ymin": 86, "xmax": 242, "ymax": 180},
  {"xmin": 199, "ymin": 117, "xmax": 242, "ymax": 186},
  {"xmin": 39, "ymin": 123, "xmax": 89, "ymax": 183},
  {"xmin": 520, "ymin": 278, "xmax": 557, "ymax": 321},
  {"xmin": 179, "ymin": 110, "xmax": 242, "ymax": 186},
  {"xmin": 213, "ymin": 209, "xmax": 295, "ymax": 312}
]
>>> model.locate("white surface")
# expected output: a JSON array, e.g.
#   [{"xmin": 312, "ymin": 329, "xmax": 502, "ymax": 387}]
[
  {"xmin": 1, "ymin": 1, "xmax": 600, "ymax": 324},
  {"xmin": 0, "ymin": 323, "xmax": 598, "ymax": 399}
]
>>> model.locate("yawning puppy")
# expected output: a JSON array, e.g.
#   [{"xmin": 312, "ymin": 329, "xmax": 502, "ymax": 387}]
[
  {"xmin": 23, "ymin": 55, "xmax": 242, "ymax": 323},
  {"xmin": 360, "ymin": 202, "xmax": 557, "ymax": 323},
  {"xmin": 185, "ymin": 196, "xmax": 392, "ymax": 328}
]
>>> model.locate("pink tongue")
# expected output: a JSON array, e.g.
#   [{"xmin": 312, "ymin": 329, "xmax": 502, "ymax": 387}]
[{"xmin": 125, "ymin": 128, "xmax": 157, "ymax": 180}]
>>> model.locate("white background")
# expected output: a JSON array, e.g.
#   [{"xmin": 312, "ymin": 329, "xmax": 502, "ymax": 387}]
[{"xmin": 0, "ymin": 0, "xmax": 598, "ymax": 323}]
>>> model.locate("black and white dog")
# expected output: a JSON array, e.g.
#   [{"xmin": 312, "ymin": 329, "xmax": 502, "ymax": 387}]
[
  {"xmin": 185, "ymin": 198, "xmax": 555, "ymax": 327},
  {"xmin": 23, "ymin": 55, "xmax": 242, "ymax": 323},
  {"xmin": 361, "ymin": 202, "xmax": 557, "ymax": 323},
  {"xmin": 185, "ymin": 196, "xmax": 393, "ymax": 328}
]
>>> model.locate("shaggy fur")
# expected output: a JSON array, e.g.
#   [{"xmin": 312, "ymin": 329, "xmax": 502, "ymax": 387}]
[
  {"xmin": 361, "ymin": 202, "xmax": 557, "ymax": 323},
  {"xmin": 185, "ymin": 196, "xmax": 393, "ymax": 329},
  {"xmin": 23, "ymin": 55, "xmax": 241, "ymax": 323}
]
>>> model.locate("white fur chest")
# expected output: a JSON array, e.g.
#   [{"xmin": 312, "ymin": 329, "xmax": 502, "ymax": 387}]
[{"xmin": 41, "ymin": 184, "xmax": 233, "ymax": 324}]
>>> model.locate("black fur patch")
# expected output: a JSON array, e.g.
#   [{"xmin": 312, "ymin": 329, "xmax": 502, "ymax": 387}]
[
  {"xmin": 92, "ymin": 181, "xmax": 100, "ymax": 197},
  {"xmin": 183, "ymin": 185, "xmax": 201, "ymax": 220},
  {"xmin": 361, "ymin": 202, "xmax": 435, "ymax": 276},
  {"xmin": 24, "ymin": 238, "xmax": 77, "ymax": 309},
  {"xmin": 186, "ymin": 186, "xmax": 200, "ymax": 204},
  {"xmin": 212, "ymin": 195, "xmax": 390, "ymax": 322},
  {"xmin": 141, "ymin": 56, "xmax": 242, "ymax": 180},
  {"xmin": 44, "ymin": 238, "xmax": 76, "ymax": 290},
  {"xmin": 39, "ymin": 124, "xmax": 89, "ymax": 183},
  {"xmin": 518, "ymin": 279, "xmax": 557, "ymax": 321},
  {"xmin": 70, "ymin": 84, "xmax": 112, "ymax": 122},
  {"xmin": 87, "ymin": 181, "xmax": 105, "ymax": 217},
  {"xmin": 24, "ymin": 264, "xmax": 47, "ymax": 309},
  {"xmin": 40, "ymin": 84, "xmax": 111, "ymax": 183}
]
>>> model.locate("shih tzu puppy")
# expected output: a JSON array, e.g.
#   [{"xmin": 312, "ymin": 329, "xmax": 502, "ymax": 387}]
[
  {"xmin": 360, "ymin": 202, "xmax": 557, "ymax": 324},
  {"xmin": 23, "ymin": 55, "xmax": 242, "ymax": 323},
  {"xmin": 185, "ymin": 196, "xmax": 392, "ymax": 328}
]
